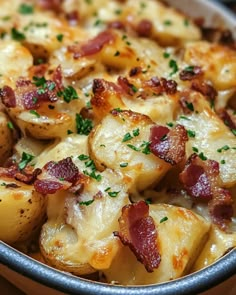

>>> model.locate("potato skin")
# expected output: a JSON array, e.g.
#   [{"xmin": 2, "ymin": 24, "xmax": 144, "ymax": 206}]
[
  {"xmin": 0, "ymin": 112, "xmax": 15, "ymax": 165},
  {"xmin": 0, "ymin": 179, "xmax": 46, "ymax": 244}
]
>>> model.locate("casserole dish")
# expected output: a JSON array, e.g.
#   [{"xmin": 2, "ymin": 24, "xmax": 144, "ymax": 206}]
[{"xmin": 0, "ymin": 0, "xmax": 236, "ymax": 294}]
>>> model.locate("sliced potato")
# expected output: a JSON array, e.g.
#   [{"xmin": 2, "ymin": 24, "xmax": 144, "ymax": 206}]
[
  {"xmin": 0, "ymin": 40, "xmax": 33, "ymax": 88},
  {"xmin": 0, "ymin": 178, "xmax": 46, "ymax": 244},
  {"xmin": 192, "ymin": 225, "xmax": 236, "ymax": 272},
  {"xmin": 184, "ymin": 41, "xmax": 236, "ymax": 91},
  {"xmin": 103, "ymin": 203, "xmax": 210, "ymax": 285},
  {"xmin": 176, "ymin": 92, "xmax": 236, "ymax": 187},
  {"xmin": 40, "ymin": 169, "xmax": 130, "ymax": 275},
  {"xmin": 0, "ymin": 112, "xmax": 15, "ymax": 165},
  {"xmin": 89, "ymin": 110, "xmax": 171, "ymax": 192}
]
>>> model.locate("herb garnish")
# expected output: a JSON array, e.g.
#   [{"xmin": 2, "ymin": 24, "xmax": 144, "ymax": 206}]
[
  {"xmin": 18, "ymin": 152, "xmax": 34, "ymax": 170},
  {"xmin": 76, "ymin": 114, "xmax": 93, "ymax": 135}
]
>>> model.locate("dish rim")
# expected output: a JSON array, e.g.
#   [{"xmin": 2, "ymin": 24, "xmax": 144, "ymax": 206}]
[
  {"xmin": 0, "ymin": 242, "xmax": 236, "ymax": 295},
  {"xmin": 0, "ymin": 0, "xmax": 236, "ymax": 294}
]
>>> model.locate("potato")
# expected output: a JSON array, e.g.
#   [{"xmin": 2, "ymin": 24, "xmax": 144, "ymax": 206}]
[
  {"xmin": 0, "ymin": 112, "xmax": 15, "ymax": 165},
  {"xmin": 0, "ymin": 40, "xmax": 33, "ymax": 88},
  {"xmin": 103, "ymin": 203, "xmax": 210, "ymax": 285},
  {"xmin": 176, "ymin": 92, "xmax": 236, "ymax": 187},
  {"xmin": 40, "ymin": 169, "xmax": 130, "ymax": 275},
  {"xmin": 184, "ymin": 41, "xmax": 236, "ymax": 91},
  {"xmin": 89, "ymin": 110, "xmax": 171, "ymax": 192},
  {"xmin": 0, "ymin": 178, "xmax": 46, "ymax": 244},
  {"xmin": 192, "ymin": 224, "xmax": 236, "ymax": 272}
]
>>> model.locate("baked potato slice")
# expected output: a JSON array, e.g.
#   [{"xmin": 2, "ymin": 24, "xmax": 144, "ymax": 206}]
[
  {"xmin": 176, "ymin": 92, "xmax": 236, "ymax": 187},
  {"xmin": 40, "ymin": 169, "xmax": 130, "ymax": 275},
  {"xmin": 0, "ymin": 178, "xmax": 46, "ymax": 244},
  {"xmin": 89, "ymin": 110, "xmax": 171, "ymax": 192},
  {"xmin": 103, "ymin": 203, "xmax": 210, "ymax": 285},
  {"xmin": 0, "ymin": 112, "xmax": 15, "ymax": 165},
  {"xmin": 192, "ymin": 225, "xmax": 236, "ymax": 272}
]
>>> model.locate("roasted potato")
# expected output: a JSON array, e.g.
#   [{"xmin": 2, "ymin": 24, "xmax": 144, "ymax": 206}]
[
  {"xmin": 0, "ymin": 112, "xmax": 15, "ymax": 165},
  {"xmin": 40, "ymin": 169, "xmax": 130, "ymax": 275},
  {"xmin": 89, "ymin": 110, "xmax": 171, "ymax": 192},
  {"xmin": 103, "ymin": 203, "xmax": 210, "ymax": 285},
  {"xmin": 0, "ymin": 178, "xmax": 46, "ymax": 244}
]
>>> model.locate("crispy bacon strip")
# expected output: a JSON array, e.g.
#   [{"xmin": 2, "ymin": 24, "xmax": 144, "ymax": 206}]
[
  {"xmin": 0, "ymin": 165, "xmax": 42, "ymax": 185},
  {"xmin": 179, "ymin": 154, "xmax": 233, "ymax": 229},
  {"xmin": 34, "ymin": 179, "xmax": 63, "ymax": 194},
  {"xmin": 44, "ymin": 157, "xmax": 80, "ymax": 184},
  {"xmin": 136, "ymin": 19, "xmax": 153, "ymax": 37},
  {"xmin": 114, "ymin": 201, "xmax": 161, "ymax": 272},
  {"xmin": 0, "ymin": 86, "xmax": 16, "ymax": 108},
  {"xmin": 68, "ymin": 30, "xmax": 115, "ymax": 59},
  {"xmin": 143, "ymin": 77, "xmax": 178, "ymax": 95},
  {"xmin": 37, "ymin": 0, "xmax": 62, "ymax": 12},
  {"xmin": 150, "ymin": 124, "xmax": 188, "ymax": 165},
  {"xmin": 179, "ymin": 66, "xmax": 203, "ymax": 81},
  {"xmin": 191, "ymin": 80, "xmax": 217, "ymax": 101}
]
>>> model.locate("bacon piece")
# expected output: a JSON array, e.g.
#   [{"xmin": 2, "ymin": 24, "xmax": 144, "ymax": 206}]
[
  {"xmin": 107, "ymin": 20, "xmax": 125, "ymax": 30},
  {"xmin": 52, "ymin": 65, "xmax": 63, "ymax": 90},
  {"xmin": 68, "ymin": 30, "xmax": 115, "ymax": 59},
  {"xmin": 114, "ymin": 201, "xmax": 161, "ymax": 272},
  {"xmin": 0, "ymin": 165, "xmax": 42, "ymax": 185},
  {"xmin": 66, "ymin": 10, "xmax": 80, "ymax": 26},
  {"xmin": 143, "ymin": 77, "xmax": 177, "ymax": 95},
  {"xmin": 150, "ymin": 124, "xmax": 188, "ymax": 165},
  {"xmin": 179, "ymin": 66, "xmax": 203, "ymax": 81},
  {"xmin": 37, "ymin": 0, "xmax": 62, "ymax": 12},
  {"xmin": 44, "ymin": 157, "xmax": 79, "ymax": 184},
  {"xmin": 0, "ymin": 86, "xmax": 16, "ymax": 108},
  {"xmin": 191, "ymin": 80, "xmax": 217, "ymax": 101},
  {"xmin": 29, "ymin": 64, "xmax": 48, "ymax": 78},
  {"xmin": 218, "ymin": 109, "xmax": 236, "ymax": 131},
  {"xmin": 136, "ymin": 19, "xmax": 153, "ymax": 37},
  {"xmin": 117, "ymin": 76, "xmax": 137, "ymax": 96},
  {"xmin": 34, "ymin": 179, "xmax": 63, "ymax": 194},
  {"xmin": 179, "ymin": 154, "xmax": 233, "ymax": 230}
]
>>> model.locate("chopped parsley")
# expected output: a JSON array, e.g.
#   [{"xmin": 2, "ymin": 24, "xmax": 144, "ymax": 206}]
[
  {"xmin": 166, "ymin": 122, "xmax": 174, "ymax": 127},
  {"xmin": 79, "ymin": 154, "xmax": 101, "ymax": 181},
  {"xmin": 33, "ymin": 76, "xmax": 47, "ymax": 87},
  {"xmin": 127, "ymin": 144, "xmax": 140, "ymax": 151},
  {"xmin": 108, "ymin": 191, "xmax": 120, "ymax": 198},
  {"xmin": 187, "ymin": 130, "xmax": 196, "ymax": 138},
  {"xmin": 56, "ymin": 34, "xmax": 64, "ymax": 42},
  {"xmin": 184, "ymin": 19, "xmax": 189, "ymax": 26},
  {"xmin": 18, "ymin": 3, "xmax": 34, "ymax": 14},
  {"xmin": 232, "ymin": 129, "xmax": 236, "ymax": 136},
  {"xmin": 179, "ymin": 115, "xmax": 190, "ymax": 121},
  {"xmin": 76, "ymin": 114, "xmax": 93, "ymax": 135},
  {"xmin": 127, "ymin": 141, "xmax": 150, "ymax": 154},
  {"xmin": 85, "ymin": 0, "xmax": 93, "ymax": 4},
  {"xmin": 120, "ymin": 162, "xmax": 128, "ymax": 168},
  {"xmin": 169, "ymin": 59, "xmax": 179, "ymax": 76},
  {"xmin": 29, "ymin": 110, "xmax": 40, "ymax": 118},
  {"xmin": 18, "ymin": 152, "xmax": 34, "ymax": 170},
  {"xmin": 192, "ymin": 147, "xmax": 199, "ymax": 153},
  {"xmin": 145, "ymin": 198, "xmax": 152, "ymax": 205},
  {"xmin": 11, "ymin": 28, "xmax": 26, "ymax": 41},
  {"xmin": 67, "ymin": 130, "xmax": 73, "ymax": 135},
  {"xmin": 57, "ymin": 86, "xmax": 78, "ymax": 103},
  {"xmin": 94, "ymin": 19, "xmax": 103, "ymax": 26},
  {"xmin": 163, "ymin": 52, "xmax": 170, "ymax": 58},
  {"xmin": 198, "ymin": 152, "xmax": 207, "ymax": 161},
  {"xmin": 185, "ymin": 101, "xmax": 194, "ymax": 111},
  {"xmin": 217, "ymin": 145, "xmax": 230, "ymax": 153},
  {"xmin": 7, "ymin": 122, "xmax": 14, "ymax": 130},
  {"xmin": 221, "ymin": 160, "xmax": 226, "ymax": 165},
  {"xmin": 114, "ymin": 9, "xmax": 122, "ymax": 15},
  {"xmin": 163, "ymin": 20, "xmax": 172, "ymax": 26},
  {"xmin": 184, "ymin": 66, "xmax": 195, "ymax": 72},
  {"xmin": 160, "ymin": 216, "xmax": 168, "ymax": 223},
  {"xmin": 79, "ymin": 199, "xmax": 94, "ymax": 206},
  {"xmin": 122, "ymin": 129, "xmax": 140, "ymax": 142}
]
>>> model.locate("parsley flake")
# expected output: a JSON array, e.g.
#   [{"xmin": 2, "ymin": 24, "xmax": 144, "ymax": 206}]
[
  {"xmin": 120, "ymin": 162, "xmax": 128, "ymax": 168},
  {"xmin": 79, "ymin": 199, "xmax": 94, "ymax": 206},
  {"xmin": 199, "ymin": 152, "xmax": 207, "ymax": 161},
  {"xmin": 76, "ymin": 114, "xmax": 93, "ymax": 135},
  {"xmin": 169, "ymin": 59, "xmax": 179, "ymax": 76},
  {"xmin": 18, "ymin": 3, "xmax": 34, "ymax": 14},
  {"xmin": 18, "ymin": 152, "xmax": 34, "ymax": 170},
  {"xmin": 29, "ymin": 110, "xmax": 40, "ymax": 118},
  {"xmin": 108, "ymin": 191, "xmax": 120, "ymax": 198},
  {"xmin": 217, "ymin": 145, "xmax": 230, "ymax": 153},
  {"xmin": 11, "ymin": 28, "xmax": 26, "ymax": 41},
  {"xmin": 160, "ymin": 216, "xmax": 168, "ymax": 223},
  {"xmin": 56, "ymin": 34, "xmax": 64, "ymax": 42},
  {"xmin": 58, "ymin": 86, "xmax": 78, "ymax": 103},
  {"xmin": 187, "ymin": 130, "xmax": 196, "ymax": 138},
  {"xmin": 7, "ymin": 122, "xmax": 14, "ymax": 130}
]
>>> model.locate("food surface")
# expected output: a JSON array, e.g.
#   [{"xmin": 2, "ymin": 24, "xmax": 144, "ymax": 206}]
[{"xmin": 0, "ymin": 0, "xmax": 235, "ymax": 286}]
